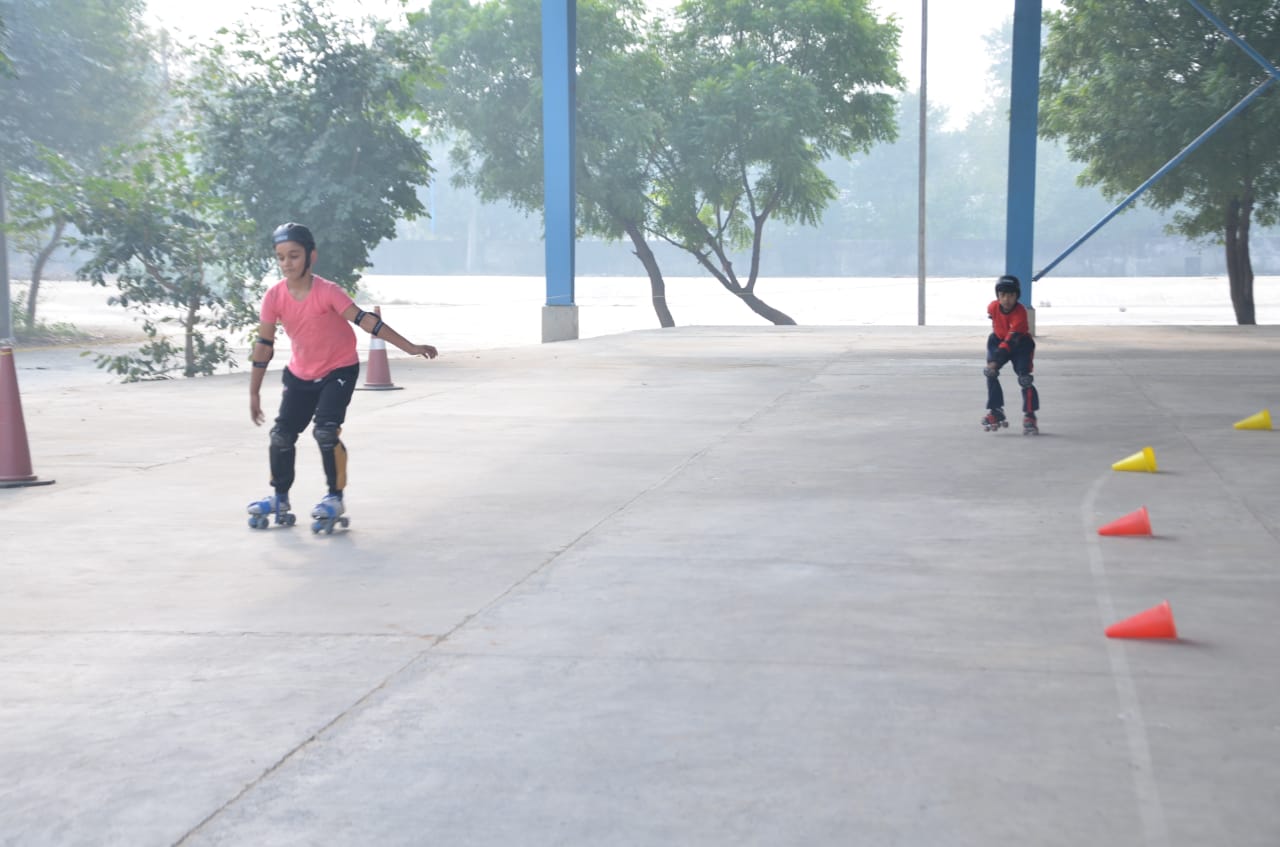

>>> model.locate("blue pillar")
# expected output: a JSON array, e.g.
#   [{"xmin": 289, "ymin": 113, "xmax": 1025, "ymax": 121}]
[
  {"xmin": 1006, "ymin": 0, "xmax": 1041, "ymax": 314},
  {"xmin": 541, "ymin": 0, "xmax": 579, "ymax": 342}
]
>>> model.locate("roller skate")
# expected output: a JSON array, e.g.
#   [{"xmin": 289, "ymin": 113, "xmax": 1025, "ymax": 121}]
[
  {"xmin": 310, "ymin": 494, "xmax": 350, "ymax": 535},
  {"xmin": 981, "ymin": 408, "xmax": 1008, "ymax": 432},
  {"xmin": 247, "ymin": 494, "xmax": 296, "ymax": 529},
  {"xmin": 1023, "ymin": 414, "xmax": 1039, "ymax": 436}
]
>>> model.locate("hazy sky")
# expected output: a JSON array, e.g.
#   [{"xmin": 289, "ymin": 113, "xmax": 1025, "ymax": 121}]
[{"xmin": 145, "ymin": 0, "xmax": 1064, "ymax": 128}]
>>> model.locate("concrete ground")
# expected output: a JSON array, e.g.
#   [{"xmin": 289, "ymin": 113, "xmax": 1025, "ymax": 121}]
[{"xmin": 2, "ymin": 324, "xmax": 1279, "ymax": 847}]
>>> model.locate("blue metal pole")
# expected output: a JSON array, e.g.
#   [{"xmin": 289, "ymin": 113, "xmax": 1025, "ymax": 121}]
[
  {"xmin": 1005, "ymin": 0, "xmax": 1041, "ymax": 307},
  {"xmin": 541, "ymin": 0, "xmax": 575, "ymax": 309},
  {"xmin": 1035, "ymin": 77, "xmax": 1275, "ymax": 280}
]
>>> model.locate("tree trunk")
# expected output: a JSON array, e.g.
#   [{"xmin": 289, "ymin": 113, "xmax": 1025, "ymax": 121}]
[
  {"xmin": 739, "ymin": 291, "xmax": 796, "ymax": 325},
  {"xmin": 624, "ymin": 221, "xmax": 674, "ymax": 328},
  {"xmin": 1224, "ymin": 195, "xmax": 1256, "ymax": 325},
  {"xmin": 184, "ymin": 291, "xmax": 199, "ymax": 377},
  {"xmin": 690, "ymin": 247, "xmax": 797, "ymax": 325},
  {"xmin": 26, "ymin": 219, "xmax": 67, "ymax": 327}
]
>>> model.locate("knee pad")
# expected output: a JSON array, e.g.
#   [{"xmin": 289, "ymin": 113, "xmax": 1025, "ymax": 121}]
[
  {"xmin": 269, "ymin": 427, "xmax": 298, "ymax": 449},
  {"xmin": 313, "ymin": 423, "xmax": 341, "ymax": 449},
  {"xmin": 1018, "ymin": 374, "xmax": 1035, "ymax": 388},
  {"xmin": 983, "ymin": 367, "xmax": 999, "ymax": 379}
]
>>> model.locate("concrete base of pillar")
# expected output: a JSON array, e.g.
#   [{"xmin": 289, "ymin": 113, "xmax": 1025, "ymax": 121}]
[
  {"xmin": 1025, "ymin": 305, "xmax": 1037, "ymax": 337},
  {"xmin": 542, "ymin": 305, "xmax": 579, "ymax": 343}
]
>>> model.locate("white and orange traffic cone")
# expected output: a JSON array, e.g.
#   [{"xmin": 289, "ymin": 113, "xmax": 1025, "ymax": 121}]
[
  {"xmin": 358, "ymin": 307, "xmax": 404, "ymax": 391},
  {"xmin": 1, "ymin": 346, "xmax": 55, "ymax": 488}
]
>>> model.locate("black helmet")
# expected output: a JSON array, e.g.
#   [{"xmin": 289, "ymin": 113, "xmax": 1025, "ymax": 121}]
[
  {"xmin": 272, "ymin": 222, "xmax": 316, "ymax": 253},
  {"xmin": 995, "ymin": 274, "xmax": 1021, "ymax": 298}
]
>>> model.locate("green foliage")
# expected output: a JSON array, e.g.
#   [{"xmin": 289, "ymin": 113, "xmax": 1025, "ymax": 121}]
[
  {"xmin": 418, "ymin": 0, "xmax": 658, "ymax": 234},
  {"xmin": 1042, "ymin": 0, "xmax": 1280, "ymax": 228},
  {"xmin": 650, "ymin": 0, "xmax": 900, "ymax": 300},
  {"xmin": 418, "ymin": 0, "xmax": 902, "ymax": 325},
  {"xmin": 0, "ymin": 0, "xmax": 162, "ymax": 330},
  {"xmin": 1040, "ymin": 0, "xmax": 1280, "ymax": 322},
  {"xmin": 70, "ymin": 135, "xmax": 267, "ymax": 381},
  {"xmin": 0, "ymin": 0, "xmax": 160, "ymax": 172},
  {"xmin": 186, "ymin": 0, "xmax": 436, "ymax": 291},
  {"xmin": 9, "ymin": 290, "xmax": 88, "ymax": 345}
]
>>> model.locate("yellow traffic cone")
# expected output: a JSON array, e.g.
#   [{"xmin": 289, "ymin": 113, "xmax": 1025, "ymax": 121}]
[
  {"xmin": 1112, "ymin": 446, "xmax": 1158, "ymax": 473},
  {"xmin": 1233, "ymin": 409, "xmax": 1272, "ymax": 431}
]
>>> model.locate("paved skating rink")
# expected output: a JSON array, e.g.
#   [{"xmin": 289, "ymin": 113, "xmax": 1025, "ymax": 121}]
[{"xmin": 3, "ymin": 323, "xmax": 1279, "ymax": 845}]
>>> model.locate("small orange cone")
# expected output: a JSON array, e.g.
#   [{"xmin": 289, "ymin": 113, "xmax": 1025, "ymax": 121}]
[
  {"xmin": 1, "ymin": 346, "xmax": 55, "ymax": 488},
  {"xmin": 357, "ymin": 307, "xmax": 403, "ymax": 391},
  {"xmin": 1097, "ymin": 506, "xmax": 1153, "ymax": 537},
  {"xmin": 1233, "ymin": 409, "xmax": 1272, "ymax": 431},
  {"xmin": 1106, "ymin": 600, "xmax": 1177, "ymax": 640},
  {"xmin": 1112, "ymin": 446, "xmax": 1157, "ymax": 473}
]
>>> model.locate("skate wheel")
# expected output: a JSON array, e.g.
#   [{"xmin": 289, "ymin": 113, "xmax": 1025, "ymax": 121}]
[
  {"xmin": 281, "ymin": 513, "xmax": 297, "ymax": 526},
  {"xmin": 338, "ymin": 517, "xmax": 349, "ymax": 529},
  {"xmin": 311, "ymin": 520, "xmax": 324, "ymax": 533}
]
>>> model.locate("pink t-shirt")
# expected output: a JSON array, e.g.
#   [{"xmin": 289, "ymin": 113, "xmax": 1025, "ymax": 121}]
[{"xmin": 260, "ymin": 276, "xmax": 358, "ymax": 381}]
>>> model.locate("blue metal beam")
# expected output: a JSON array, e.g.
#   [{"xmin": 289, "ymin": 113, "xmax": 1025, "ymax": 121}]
[
  {"xmin": 1036, "ymin": 78, "xmax": 1275, "ymax": 281},
  {"xmin": 1005, "ymin": 0, "xmax": 1041, "ymax": 305},
  {"xmin": 541, "ymin": 0, "xmax": 576, "ymax": 308}
]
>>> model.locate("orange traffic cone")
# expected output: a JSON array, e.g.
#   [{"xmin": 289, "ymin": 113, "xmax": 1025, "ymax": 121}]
[
  {"xmin": 1, "ymin": 346, "xmax": 55, "ymax": 488},
  {"xmin": 1112, "ymin": 446, "xmax": 1157, "ymax": 473},
  {"xmin": 1233, "ymin": 409, "xmax": 1272, "ymax": 431},
  {"xmin": 1097, "ymin": 506, "xmax": 1153, "ymax": 537},
  {"xmin": 357, "ymin": 307, "xmax": 403, "ymax": 391},
  {"xmin": 1106, "ymin": 601, "xmax": 1177, "ymax": 640}
]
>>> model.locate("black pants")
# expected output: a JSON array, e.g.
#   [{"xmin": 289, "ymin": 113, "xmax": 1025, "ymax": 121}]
[
  {"xmin": 985, "ymin": 334, "xmax": 1039, "ymax": 415},
  {"xmin": 269, "ymin": 364, "xmax": 359, "ymax": 497}
]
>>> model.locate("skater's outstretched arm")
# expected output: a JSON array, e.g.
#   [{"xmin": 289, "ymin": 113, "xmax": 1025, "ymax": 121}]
[
  {"xmin": 342, "ymin": 305, "xmax": 438, "ymax": 360},
  {"xmin": 249, "ymin": 321, "xmax": 277, "ymax": 426}
]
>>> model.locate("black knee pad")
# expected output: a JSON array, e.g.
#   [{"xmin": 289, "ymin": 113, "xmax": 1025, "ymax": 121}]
[
  {"xmin": 313, "ymin": 423, "xmax": 341, "ymax": 449},
  {"xmin": 983, "ymin": 367, "xmax": 999, "ymax": 380},
  {"xmin": 1018, "ymin": 374, "xmax": 1035, "ymax": 388},
  {"xmin": 270, "ymin": 427, "xmax": 298, "ymax": 449}
]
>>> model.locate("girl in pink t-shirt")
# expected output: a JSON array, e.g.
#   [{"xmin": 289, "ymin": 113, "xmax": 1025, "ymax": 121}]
[{"xmin": 245, "ymin": 223, "xmax": 438, "ymax": 531}]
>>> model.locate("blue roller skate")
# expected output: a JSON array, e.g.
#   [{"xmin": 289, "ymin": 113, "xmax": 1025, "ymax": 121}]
[
  {"xmin": 247, "ymin": 494, "xmax": 296, "ymax": 529},
  {"xmin": 310, "ymin": 494, "xmax": 350, "ymax": 535}
]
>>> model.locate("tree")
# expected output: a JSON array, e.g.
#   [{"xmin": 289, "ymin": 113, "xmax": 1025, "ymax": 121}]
[
  {"xmin": 71, "ymin": 135, "xmax": 266, "ymax": 380},
  {"xmin": 652, "ymin": 0, "xmax": 901, "ymax": 323},
  {"xmin": 1039, "ymin": 0, "xmax": 1280, "ymax": 324},
  {"xmin": 419, "ymin": 0, "xmax": 680, "ymax": 324},
  {"xmin": 418, "ymin": 0, "xmax": 901, "ymax": 327},
  {"xmin": 0, "ymin": 0, "xmax": 161, "ymax": 332},
  {"xmin": 187, "ymin": 0, "xmax": 436, "ymax": 291}
]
